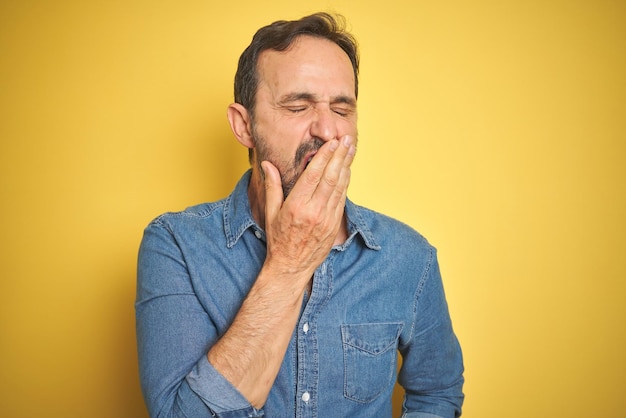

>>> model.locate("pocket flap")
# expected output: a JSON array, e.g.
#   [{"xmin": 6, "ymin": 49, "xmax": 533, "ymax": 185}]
[{"xmin": 341, "ymin": 322, "xmax": 403, "ymax": 355}]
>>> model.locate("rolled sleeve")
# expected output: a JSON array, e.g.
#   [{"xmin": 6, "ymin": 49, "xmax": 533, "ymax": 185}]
[{"xmin": 187, "ymin": 356, "xmax": 263, "ymax": 417}]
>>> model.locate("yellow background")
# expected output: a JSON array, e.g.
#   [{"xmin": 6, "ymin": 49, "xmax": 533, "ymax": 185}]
[{"xmin": 1, "ymin": 1, "xmax": 624, "ymax": 417}]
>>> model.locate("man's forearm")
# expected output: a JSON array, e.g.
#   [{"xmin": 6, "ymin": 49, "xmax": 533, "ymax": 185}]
[{"xmin": 207, "ymin": 265, "xmax": 309, "ymax": 409}]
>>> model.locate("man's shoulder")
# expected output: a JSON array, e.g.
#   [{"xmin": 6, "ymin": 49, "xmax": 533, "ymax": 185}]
[
  {"xmin": 146, "ymin": 199, "xmax": 226, "ymax": 229},
  {"xmin": 352, "ymin": 202, "xmax": 433, "ymax": 249}
]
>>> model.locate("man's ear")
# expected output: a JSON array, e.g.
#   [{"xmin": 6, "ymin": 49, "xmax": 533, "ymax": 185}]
[{"xmin": 227, "ymin": 103, "xmax": 254, "ymax": 149}]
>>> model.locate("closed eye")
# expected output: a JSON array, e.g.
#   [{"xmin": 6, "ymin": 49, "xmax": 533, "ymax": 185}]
[{"xmin": 332, "ymin": 107, "xmax": 354, "ymax": 117}]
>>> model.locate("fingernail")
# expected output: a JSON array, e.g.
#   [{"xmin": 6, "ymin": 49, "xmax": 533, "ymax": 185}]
[
  {"xmin": 342, "ymin": 136, "xmax": 352, "ymax": 147},
  {"xmin": 329, "ymin": 140, "xmax": 339, "ymax": 151}
]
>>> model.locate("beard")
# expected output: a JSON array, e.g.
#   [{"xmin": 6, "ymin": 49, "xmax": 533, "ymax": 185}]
[{"xmin": 251, "ymin": 124, "xmax": 325, "ymax": 199}]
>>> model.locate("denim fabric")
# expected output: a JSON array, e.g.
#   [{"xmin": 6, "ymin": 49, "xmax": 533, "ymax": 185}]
[{"xmin": 136, "ymin": 170, "xmax": 464, "ymax": 418}]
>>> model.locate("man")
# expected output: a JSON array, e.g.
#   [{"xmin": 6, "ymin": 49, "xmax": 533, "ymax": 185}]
[{"xmin": 136, "ymin": 12, "xmax": 464, "ymax": 418}]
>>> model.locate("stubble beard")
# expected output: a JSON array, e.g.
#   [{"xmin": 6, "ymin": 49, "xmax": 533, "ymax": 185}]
[{"xmin": 252, "ymin": 124, "xmax": 325, "ymax": 199}]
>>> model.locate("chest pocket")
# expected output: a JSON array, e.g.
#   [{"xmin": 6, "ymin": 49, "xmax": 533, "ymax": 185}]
[{"xmin": 341, "ymin": 322, "xmax": 403, "ymax": 403}]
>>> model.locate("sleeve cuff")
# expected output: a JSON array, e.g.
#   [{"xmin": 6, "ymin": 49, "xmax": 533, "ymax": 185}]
[{"xmin": 186, "ymin": 355, "xmax": 263, "ymax": 416}]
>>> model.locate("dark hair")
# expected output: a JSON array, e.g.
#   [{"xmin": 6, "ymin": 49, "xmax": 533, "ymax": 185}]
[{"xmin": 234, "ymin": 12, "xmax": 360, "ymax": 115}]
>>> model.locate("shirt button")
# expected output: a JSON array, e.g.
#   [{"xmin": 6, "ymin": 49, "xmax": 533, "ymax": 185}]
[
  {"xmin": 302, "ymin": 323, "xmax": 309, "ymax": 334},
  {"xmin": 301, "ymin": 392, "xmax": 310, "ymax": 403},
  {"xmin": 254, "ymin": 230, "xmax": 262, "ymax": 239}
]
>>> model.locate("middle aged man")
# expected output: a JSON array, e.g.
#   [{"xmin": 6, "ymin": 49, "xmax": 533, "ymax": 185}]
[{"xmin": 136, "ymin": 12, "xmax": 464, "ymax": 418}]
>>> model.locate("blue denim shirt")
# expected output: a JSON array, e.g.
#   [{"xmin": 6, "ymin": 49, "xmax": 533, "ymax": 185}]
[{"xmin": 136, "ymin": 171, "xmax": 464, "ymax": 418}]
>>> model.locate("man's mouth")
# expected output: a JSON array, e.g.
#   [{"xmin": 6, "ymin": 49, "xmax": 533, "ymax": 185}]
[
  {"xmin": 296, "ymin": 138, "xmax": 325, "ymax": 171},
  {"xmin": 304, "ymin": 152, "xmax": 316, "ymax": 169}
]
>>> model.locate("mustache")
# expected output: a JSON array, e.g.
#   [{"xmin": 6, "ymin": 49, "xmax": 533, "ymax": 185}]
[{"xmin": 294, "ymin": 138, "xmax": 325, "ymax": 169}]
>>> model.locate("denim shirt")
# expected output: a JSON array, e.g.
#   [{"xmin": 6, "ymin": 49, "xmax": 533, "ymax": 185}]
[{"xmin": 136, "ymin": 171, "xmax": 464, "ymax": 418}]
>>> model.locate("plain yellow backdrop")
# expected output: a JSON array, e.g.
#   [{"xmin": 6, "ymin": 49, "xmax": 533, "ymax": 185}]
[{"xmin": 1, "ymin": 1, "xmax": 624, "ymax": 417}]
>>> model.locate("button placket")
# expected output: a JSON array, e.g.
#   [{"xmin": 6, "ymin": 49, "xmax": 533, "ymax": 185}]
[{"xmin": 295, "ymin": 259, "xmax": 332, "ymax": 416}]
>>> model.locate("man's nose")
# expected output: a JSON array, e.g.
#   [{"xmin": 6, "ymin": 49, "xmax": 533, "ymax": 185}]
[{"xmin": 310, "ymin": 107, "xmax": 338, "ymax": 142}]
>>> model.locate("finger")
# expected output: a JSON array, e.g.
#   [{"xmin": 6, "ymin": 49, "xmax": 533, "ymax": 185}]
[
  {"xmin": 327, "ymin": 147, "xmax": 354, "ymax": 211},
  {"xmin": 286, "ymin": 140, "xmax": 338, "ymax": 199},
  {"xmin": 261, "ymin": 160, "xmax": 284, "ymax": 224},
  {"xmin": 312, "ymin": 135, "xmax": 355, "ymax": 202},
  {"xmin": 332, "ymin": 167, "xmax": 351, "ymax": 222}
]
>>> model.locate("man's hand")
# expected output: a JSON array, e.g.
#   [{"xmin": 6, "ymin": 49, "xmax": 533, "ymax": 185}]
[{"xmin": 261, "ymin": 135, "xmax": 356, "ymax": 282}]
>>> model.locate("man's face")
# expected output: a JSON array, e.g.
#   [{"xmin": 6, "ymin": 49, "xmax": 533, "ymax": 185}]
[{"xmin": 250, "ymin": 35, "xmax": 358, "ymax": 197}]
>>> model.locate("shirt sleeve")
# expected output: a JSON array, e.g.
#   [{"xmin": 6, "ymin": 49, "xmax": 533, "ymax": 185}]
[
  {"xmin": 135, "ymin": 219, "xmax": 263, "ymax": 418},
  {"xmin": 398, "ymin": 248, "xmax": 465, "ymax": 418}
]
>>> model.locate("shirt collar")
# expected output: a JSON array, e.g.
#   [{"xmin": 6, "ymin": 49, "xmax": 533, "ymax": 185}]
[
  {"xmin": 224, "ymin": 170, "xmax": 380, "ymax": 251},
  {"xmin": 223, "ymin": 170, "xmax": 257, "ymax": 248}
]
